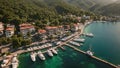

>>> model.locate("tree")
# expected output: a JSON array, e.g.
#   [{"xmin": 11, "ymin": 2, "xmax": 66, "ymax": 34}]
[
  {"xmin": 27, "ymin": 32, "xmax": 31, "ymax": 37},
  {"xmin": 12, "ymin": 38, "xmax": 21, "ymax": 48},
  {"xmin": 80, "ymin": 18, "xmax": 86, "ymax": 24}
]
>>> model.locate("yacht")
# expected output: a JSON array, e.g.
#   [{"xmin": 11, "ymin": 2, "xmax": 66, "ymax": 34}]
[
  {"xmin": 86, "ymin": 33, "xmax": 94, "ymax": 37},
  {"xmin": 30, "ymin": 52, "xmax": 36, "ymax": 62},
  {"xmin": 51, "ymin": 48, "xmax": 58, "ymax": 54},
  {"xmin": 74, "ymin": 38, "xmax": 85, "ymax": 42},
  {"xmin": 86, "ymin": 46, "xmax": 94, "ymax": 56},
  {"xmin": 47, "ymin": 50, "xmax": 53, "ymax": 57},
  {"xmin": 11, "ymin": 56, "xmax": 19, "ymax": 68},
  {"xmin": 69, "ymin": 41, "xmax": 80, "ymax": 46},
  {"xmin": 12, "ymin": 61, "xmax": 18, "ymax": 68},
  {"xmin": 38, "ymin": 51, "xmax": 46, "ymax": 60},
  {"xmin": 86, "ymin": 50, "xmax": 93, "ymax": 56},
  {"xmin": 56, "ymin": 41, "xmax": 61, "ymax": 45}
]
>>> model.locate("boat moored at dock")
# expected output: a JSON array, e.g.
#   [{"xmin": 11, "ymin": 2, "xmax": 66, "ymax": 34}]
[
  {"xmin": 85, "ymin": 33, "xmax": 94, "ymax": 37},
  {"xmin": 12, "ymin": 62, "xmax": 18, "ymax": 68},
  {"xmin": 86, "ymin": 46, "xmax": 94, "ymax": 56},
  {"xmin": 74, "ymin": 38, "xmax": 85, "ymax": 42},
  {"xmin": 11, "ymin": 57, "xmax": 19, "ymax": 68},
  {"xmin": 86, "ymin": 50, "xmax": 94, "ymax": 56},
  {"xmin": 47, "ymin": 50, "xmax": 53, "ymax": 57},
  {"xmin": 51, "ymin": 48, "xmax": 58, "ymax": 54},
  {"xmin": 11, "ymin": 54, "xmax": 19, "ymax": 68},
  {"xmin": 37, "ymin": 51, "xmax": 46, "ymax": 61},
  {"xmin": 69, "ymin": 41, "xmax": 80, "ymax": 46},
  {"xmin": 30, "ymin": 52, "xmax": 36, "ymax": 62}
]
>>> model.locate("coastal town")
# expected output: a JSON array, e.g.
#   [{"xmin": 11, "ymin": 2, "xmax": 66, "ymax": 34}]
[
  {"xmin": 0, "ymin": 0, "xmax": 120, "ymax": 68},
  {"xmin": 0, "ymin": 12, "xmax": 120, "ymax": 68},
  {"xmin": 0, "ymin": 14, "xmax": 94, "ymax": 68}
]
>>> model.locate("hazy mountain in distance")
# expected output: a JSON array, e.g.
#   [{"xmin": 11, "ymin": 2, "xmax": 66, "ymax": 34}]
[
  {"xmin": 64, "ymin": 0, "xmax": 117, "ymax": 10},
  {"xmin": 97, "ymin": 1, "xmax": 120, "ymax": 16},
  {"xmin": 64, "ymin": 0, "xmax": 119, "ymax": 16}
]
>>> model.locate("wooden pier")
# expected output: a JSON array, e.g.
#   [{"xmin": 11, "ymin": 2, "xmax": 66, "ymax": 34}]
[{"xmin": 65, "ymin": 44, "xmax": 119, "ymax": 68}]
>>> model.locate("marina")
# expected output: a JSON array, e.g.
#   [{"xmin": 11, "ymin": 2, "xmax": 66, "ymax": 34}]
[{"xmin": 1, "ymin": 22, "xmax": 120, "ymax": 68}]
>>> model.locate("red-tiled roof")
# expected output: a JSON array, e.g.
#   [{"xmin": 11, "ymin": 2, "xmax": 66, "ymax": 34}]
[
  {"xmin": 45, "ymin": 26, "xmax": 58, "ymax": 30},
  {"xmin": 19, "ymin": 23, "xmax": 34, "ymax": 30},
  {"xmin": 6, "ymin": 27, "xmax": 14, "ymax": 31},
  {"xmin": 38, "ymin": 29, "xmax": 46, "ymax": 34}
]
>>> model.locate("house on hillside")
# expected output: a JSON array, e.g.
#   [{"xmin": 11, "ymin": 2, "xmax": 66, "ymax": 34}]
[
  {"xmin": 19, "ymin": 23, "xmax": 35, "ymax": 36},
  {"xmin": 71, "ymin": 23, "xmax": 83, "ymax": 32},
  {"xmin": 45, "ymin": 26, "xmax": 65, "ymax": 36},
  {"xmin": 38, "ymin": 29, "xmax": 47, "ymax": 39},
  {"xmin": 45, "ymin": 26, "xmax": 58, "ymax": 36},
  {"xmin": 5, "ymin": 24, "xmax": 15, "ymax": 37}
]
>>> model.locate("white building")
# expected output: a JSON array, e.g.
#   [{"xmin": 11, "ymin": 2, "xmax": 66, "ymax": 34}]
[
  {"xmin": 71, "ymin": 23, "xmax": 83, "ymax": 32},
  {"xmin": 5, "ymin": 25, "xmax": 15, "ymax": 37},
  {"xmin": 19, "ymin": 23, "xmax": 35, "ymax": 36}
]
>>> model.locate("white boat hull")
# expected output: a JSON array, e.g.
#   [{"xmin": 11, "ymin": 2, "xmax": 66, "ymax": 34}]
[{"xmin": 47, "ymin": 50, "xmax": 53, "ymax": 57}]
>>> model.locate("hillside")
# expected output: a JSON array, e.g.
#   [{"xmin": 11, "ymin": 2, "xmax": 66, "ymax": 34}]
[
  {"xmin": 64, "ymin": 0, "xmax": 119, "ymax": 16},
  {"xmin": 0, "ymin": 0, "xmax": 93, "ymax": 25},
  {"xmin": 64, "ymin": 0, "xmax": 115, "ymax": 10},
  {"xmin": 97, "ymin": 2, "xmax": 120, "ymax": 16},
  {"xmin": 64, "ymin": 0, "xmax": 96, "ymax": 10}
]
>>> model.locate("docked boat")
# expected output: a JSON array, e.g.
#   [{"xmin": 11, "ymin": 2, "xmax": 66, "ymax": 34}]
[
  {"xmin": 30, "ymin": 52, "xmax": 36, "ymax": 62},
  {"xmin": 86, "ymin": 50, "xmax": 93, "ymax": 56},
  {"xmin": 51, "ymin": 48, "xmax": 58, "ymax": 54},
  {"xmin": 56, "ymin": 41, "xmax": 61, "ymax": 45},
  {"xmin": 74, "ymin": 38, "xmax": 85, "ymax": 42},
  {"xmin": 86, "ymin": 33, "xmax": 94, "ymax": 37},
  {"xmin": 69, "ymin": 41, "xmax": 80, "ymax": 46},
  {"xmin": 12, "ymin": 61, "xmax": 18, "ymax": 68},
  {"xmin": 47, "ymin": 50, "xmax": 53, "ymax": 57},
  {"xmin": 86, "ymin": 46, "xmax": 94, "ymax": 56},
  {"xmin": 38, "ymin": 51, "xmax": 46, "ymax": 60},
  {"xmin": 11, "ymin": 56, "xmax": 19, "ymax": 68}
]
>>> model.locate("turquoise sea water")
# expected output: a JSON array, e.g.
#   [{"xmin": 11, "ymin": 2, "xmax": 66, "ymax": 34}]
[{"xmin": 18, "ymin": 22, "xmax": 120, "ymax": 68}]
